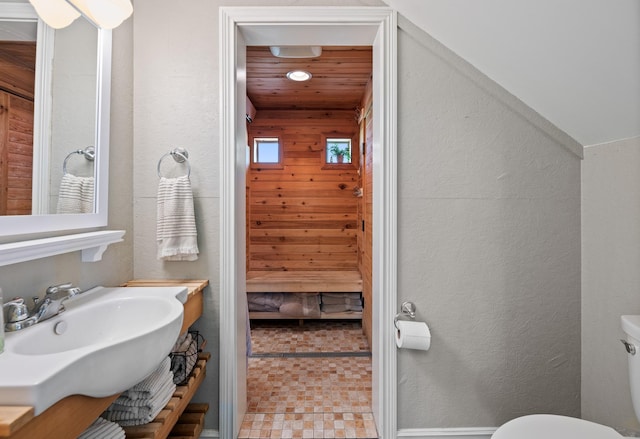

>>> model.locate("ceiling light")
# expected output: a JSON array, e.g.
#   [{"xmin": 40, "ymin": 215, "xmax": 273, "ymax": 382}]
[
  {"xmin": 28, "ymin": 0, "xmax": 133, "ymax": 29},
  {"xmin": 270, "ymin": 46, "xmax": 322, "ymax": 58},
  {"xmin": 28, "ymin": 0, "xmax": 79, "ymax": 29},
  {"xmin": 286, "ymin": 70, "xmax": 312, "ymax": 82}
]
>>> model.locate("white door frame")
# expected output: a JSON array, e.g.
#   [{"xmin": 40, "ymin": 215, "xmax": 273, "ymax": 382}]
[{"xmin": 219, "ymin": 7, "xmax": 398, "ymax": 438}]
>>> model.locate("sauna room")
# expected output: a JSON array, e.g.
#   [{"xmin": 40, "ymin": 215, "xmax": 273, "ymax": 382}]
[{"xmin": 241, "ymin": 45, "xmax": 378, "ymax": 437}]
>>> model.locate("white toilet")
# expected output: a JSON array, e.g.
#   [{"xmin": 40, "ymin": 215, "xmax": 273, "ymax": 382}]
[{"xmin": 492, "ymin": 315, "xmax": 640, "ymax": 438}]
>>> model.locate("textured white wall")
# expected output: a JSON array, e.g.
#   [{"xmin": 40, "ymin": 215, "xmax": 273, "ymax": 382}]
[
  {"xmin": 582, "ymin": 136, "xmax": 640, "ymax": 435},
  {"xmin": 396, "ymin": 18, "xmax": 581, "ymax": 427},
  {"xmin": 49, "ymin": 19, "xmax": 97, "ymax": 211}
]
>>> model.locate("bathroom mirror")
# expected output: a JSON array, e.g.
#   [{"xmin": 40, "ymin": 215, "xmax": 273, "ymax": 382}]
[{"xmin": 0, "ymin": 3, "xmax": 111, "ymax": 237}]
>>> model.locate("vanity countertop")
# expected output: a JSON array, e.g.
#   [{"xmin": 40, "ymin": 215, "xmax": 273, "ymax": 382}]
[
  {"xmin": 0, "ymin": 279, "xmax": 209, "ymax": 438},
  {"xmin": 121, "ymin": 279, "xmax": 208, "ymax": 333}
]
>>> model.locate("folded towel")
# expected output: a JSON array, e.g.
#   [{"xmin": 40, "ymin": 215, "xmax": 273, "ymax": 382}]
[
  {"xmin": 321, "ymin": 303, "xmax": 363, "ymax": 313},
  {"xmin": 56, "ymin": 174, "xmax": 95, "ymax": 214},
  {"xmin": 171, "ymin": 331, "xmax": 190, "ymax": 351},
  {"xmin": 321, "ymin": 292, "xmax": 362, "ymax": 299},
  {"xmin": 118, "ymin": 357, "xmax": 171, "ymax": 400},
  {"xmin": 78, "ymin": 417, "xmax": 125, "ymax": 439},
  {"xmin": 102, "ymin": 377, "xmax": 176, "ymax": 426},
  {"xmin": 175, "ymin": 332, "xmax": 193, "ymax": 353},
  {"xmin": 247, "ymin": 293, "xmax": 286, "ymax": 312},
  {"xmin": 110, "ymin": 381, "xmax": 174, "ymax": 411},
  {"xmin": 279, "ymin": 294, "xmax": 320, "ymax": 317},
  {"xmin": 102, "ymin": 378, "xmax": 176, "ymax": 426},
  {"xmin": 157, "ymin": 175, "xmax": 199, "ymax": 261},
  {"xmin": 170, "ymin": 333, "xmax": 198, "ymax": 385},
  {"xmin": 321, "ymin": 296, "xmax": 362, "ymax": 305}
]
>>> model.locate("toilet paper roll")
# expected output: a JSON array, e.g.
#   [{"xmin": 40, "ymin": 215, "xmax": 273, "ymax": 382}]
[{"xmin": 395, "ymin": 320, "xmax": 431, "ymax": 351}]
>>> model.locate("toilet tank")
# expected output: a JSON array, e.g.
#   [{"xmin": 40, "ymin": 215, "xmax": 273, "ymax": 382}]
[{"xmin": 621, "ymin": 315, "xmax": 640, "ymax": 422}]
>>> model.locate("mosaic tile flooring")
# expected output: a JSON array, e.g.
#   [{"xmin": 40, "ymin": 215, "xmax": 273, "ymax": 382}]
[
  {"xmin": 240, "ymin": 320, "xmax": 378, "ymax": 439},
  {"xmin": 249, "ymin": 320, "xmax": 370, "ymax": 355}
]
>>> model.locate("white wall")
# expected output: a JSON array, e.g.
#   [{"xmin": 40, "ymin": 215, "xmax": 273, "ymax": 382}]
[
  {"xmin": 49, "ymin": 19, "xmax": 98, "ymax": 211},
  {"xmin": 382, "ymin": 0, "xmax": 640, "ymax": 147},
  {"xmin": 395, "ymin": 17, "xmax": 581, "ymax": 428},
  {"xmin": 582, "ymin": 136, "xmax": 640, "ymax": 435}
]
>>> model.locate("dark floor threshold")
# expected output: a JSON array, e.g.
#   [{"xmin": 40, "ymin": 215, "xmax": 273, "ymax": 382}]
[{"xmin": 250, "ymin": 351, "xmax": 372, "ymax": 358}]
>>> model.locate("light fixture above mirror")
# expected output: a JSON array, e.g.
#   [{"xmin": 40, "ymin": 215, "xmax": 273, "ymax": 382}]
[{"xmin": 28, "ymin": 0, "xmax": 132, "ymax": 29}]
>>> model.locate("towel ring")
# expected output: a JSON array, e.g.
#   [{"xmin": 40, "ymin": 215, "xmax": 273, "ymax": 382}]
[
  {"xmin": 62, "ymin": 146, "xmax": 95, "ymax": 175},
  {"xmin": 157, "ymin": 147, "xmax": 191, "ymax": 178}
]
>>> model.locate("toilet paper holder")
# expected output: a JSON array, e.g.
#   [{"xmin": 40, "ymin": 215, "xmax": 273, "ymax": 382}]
[{"xmin": 394, "ymin": 301, "xmax": 416, "ymax": 329}]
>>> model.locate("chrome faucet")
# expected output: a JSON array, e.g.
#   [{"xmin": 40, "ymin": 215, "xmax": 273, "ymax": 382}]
[{"xmin": 34, "ymin": 283, "xmax": 82, "ymax": 323}]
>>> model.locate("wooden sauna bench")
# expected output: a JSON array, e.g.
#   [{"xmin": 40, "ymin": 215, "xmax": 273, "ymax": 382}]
[{"xmin": 246, "ymin": 270, "xmax": 363, "ymax": 320}]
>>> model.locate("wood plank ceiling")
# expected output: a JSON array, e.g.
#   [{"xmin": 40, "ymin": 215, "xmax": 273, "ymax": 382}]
[{"xmin": 246, "ymin": 46, "xmax": 372, "ymax": 111}]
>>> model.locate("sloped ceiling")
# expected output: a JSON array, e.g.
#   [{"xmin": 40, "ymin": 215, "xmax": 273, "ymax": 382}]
[{"xmin": 383, "ymin": 0, "xmax": 640, "ymax": 147}]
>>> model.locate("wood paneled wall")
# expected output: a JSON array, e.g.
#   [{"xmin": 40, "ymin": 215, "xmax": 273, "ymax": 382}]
[
  {"xmin": 247, "ymin": 110, "xmax": 360, "ymax": 272},
  {"xmin": 359, "ymin": 80, "xmax": 373, "ymax": 346},
  {"xmin": 0, "ymin": 42, "xmax": 35, "ymax": 216},
  {"xmin": 0, "ymin": 91, "xmax": 33, "ymax": 215}
]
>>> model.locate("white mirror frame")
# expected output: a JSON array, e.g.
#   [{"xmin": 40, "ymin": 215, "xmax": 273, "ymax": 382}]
[{"xmin": 0, "ymin": 3, "xmax": 111, "ymax": 237}]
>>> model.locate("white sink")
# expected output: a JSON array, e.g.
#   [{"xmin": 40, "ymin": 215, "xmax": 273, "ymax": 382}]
[{"xmin": 0, "ymin": 286, "xmax": 186, "ymax": 415}]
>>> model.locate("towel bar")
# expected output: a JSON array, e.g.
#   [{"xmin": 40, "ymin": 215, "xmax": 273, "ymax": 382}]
[
  {"xmin": 157, "ymin": 147, "xmax": 191, "ymax": 178},
  {"xmin": 62, "ymin": 146, "xmax": 95, "ymax": 175}
]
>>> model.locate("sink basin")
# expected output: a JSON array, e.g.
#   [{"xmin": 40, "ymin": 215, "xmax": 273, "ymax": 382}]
[{"xmin": 0, "ymin": 286, "xmax": 186, "ymax": 415}]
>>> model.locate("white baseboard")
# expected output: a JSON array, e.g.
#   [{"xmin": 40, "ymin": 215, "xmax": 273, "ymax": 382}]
[
  {"xmin": 397, "ymin": 427, "xmax": 496, "ymax": 439},
  {"xmin": 201, "ymin": 427, "xmax": 495, "ymax": 438}
]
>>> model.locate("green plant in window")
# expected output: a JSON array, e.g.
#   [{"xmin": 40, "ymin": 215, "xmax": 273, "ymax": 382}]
[{"xmin": 329, "ymin": 143, "xmax": 351, "ymax": 163}]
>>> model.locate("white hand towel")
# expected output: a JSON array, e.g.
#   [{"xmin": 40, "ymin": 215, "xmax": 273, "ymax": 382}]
[
  {"xmin": 156, "ymin": 175, "xmax": 199, "ymax": 261},
  {"xmin": 56, "ymin": 174, "xmax": 95, "ymax": 214}
]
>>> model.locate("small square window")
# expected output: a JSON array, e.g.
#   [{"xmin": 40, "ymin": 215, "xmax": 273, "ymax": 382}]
[
  {"xmin": 253, "ymin": 137, "xmax": 281, "ymax": 166},
  {"xmin": 326, "ymin": 138, "xmax": 352, "ymax": 164}
]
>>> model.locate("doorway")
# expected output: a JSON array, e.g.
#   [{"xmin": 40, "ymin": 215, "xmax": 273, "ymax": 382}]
[{"xmin": 219, "ymin": 7, "xmax": 398, "ymax": 439}]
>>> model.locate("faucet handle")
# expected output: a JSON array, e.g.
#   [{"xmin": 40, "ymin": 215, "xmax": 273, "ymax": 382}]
[
  {"xmin": 46, "ymin": 283, "xmax": 74, "ymax": 295},
  {"xmin": 3, "ymin": 298, "xmax": 29, "ymax": 323}
]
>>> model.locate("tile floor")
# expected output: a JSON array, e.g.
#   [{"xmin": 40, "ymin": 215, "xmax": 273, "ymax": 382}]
[
  {"xmin": 239, "ymin": 320, "xmax": 378, "ymax": 439},
  {"xmin": 249, "ymin": 320, "xmax": 370, "ymax": 354}
]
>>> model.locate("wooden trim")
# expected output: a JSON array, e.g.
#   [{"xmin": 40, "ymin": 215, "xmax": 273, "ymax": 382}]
[
  {"xmin": 0, "ymin": 407, "xmax": 33, "ymax": 438},
  {"xmin": 0, "ymin": 395, "xmax": 119, "ymax": 439}
]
